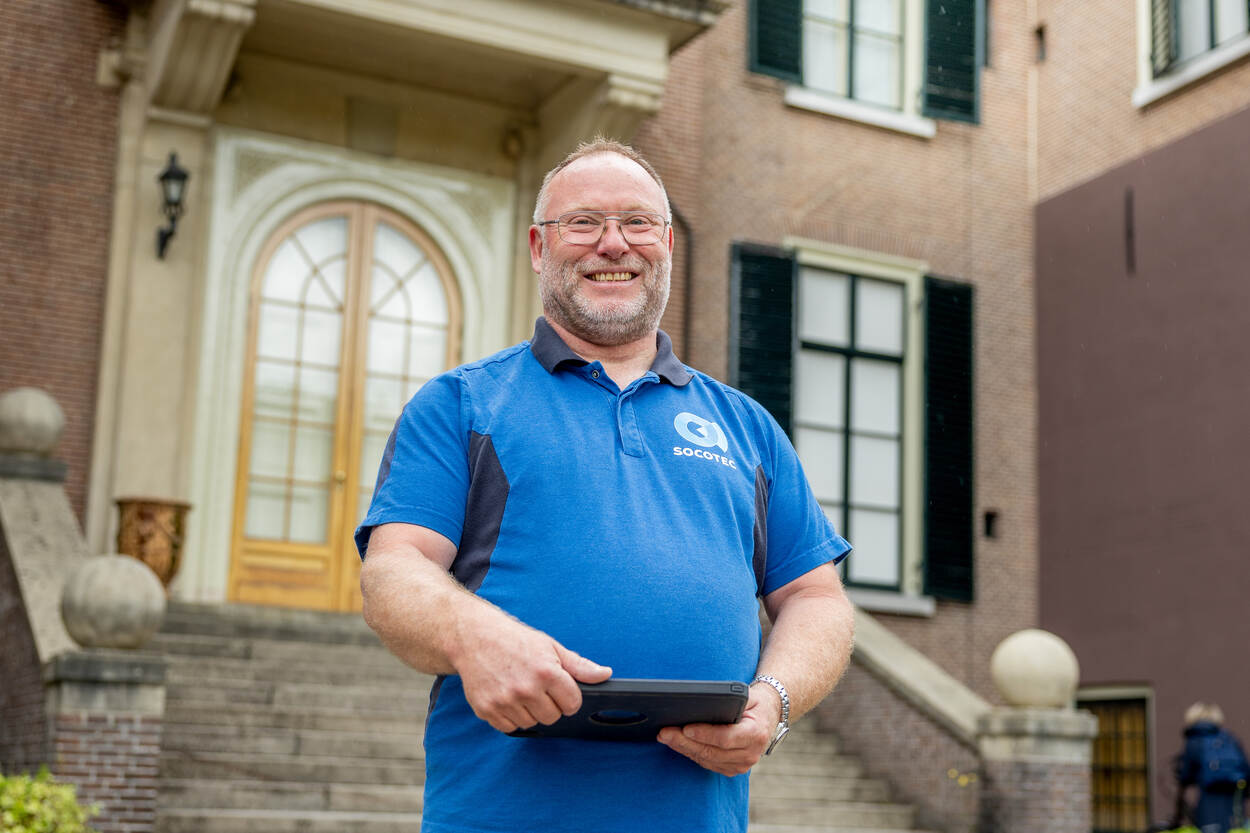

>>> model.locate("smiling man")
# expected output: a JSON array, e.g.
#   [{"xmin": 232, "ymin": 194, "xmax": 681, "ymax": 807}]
[{"xmin": 356, "ymin": 139, "xmax": 855, "ymax": 833}]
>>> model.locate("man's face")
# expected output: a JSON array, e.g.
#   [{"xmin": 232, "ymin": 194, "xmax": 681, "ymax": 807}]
[{"xmin": 529, "ymin": 153, "xmax": 673, "ymax": 347}]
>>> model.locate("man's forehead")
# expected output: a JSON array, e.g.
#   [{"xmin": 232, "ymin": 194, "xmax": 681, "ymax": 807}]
[{"xmin": 548, "ymin": 153, "xmax": 664, "ymax": 208}]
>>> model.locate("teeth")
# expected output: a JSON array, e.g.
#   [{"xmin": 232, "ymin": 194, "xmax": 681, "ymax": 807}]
[{"xmin": 587, "ymin": 272, "xmax": 633, "ymax": 282}]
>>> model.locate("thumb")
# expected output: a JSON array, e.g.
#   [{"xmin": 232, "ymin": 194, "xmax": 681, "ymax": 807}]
[{"xmin": 557, "ymin": 645, "xmax": 612, "ymax": 682}]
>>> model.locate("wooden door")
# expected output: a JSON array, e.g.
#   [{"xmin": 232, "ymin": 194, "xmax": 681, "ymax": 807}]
[{"xmin": 229, "ymin": 202, "xmax": 461, "ymax": 611}]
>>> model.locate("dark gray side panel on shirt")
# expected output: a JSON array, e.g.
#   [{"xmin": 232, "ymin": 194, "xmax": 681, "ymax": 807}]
[
  {"xmin": 753, "ymin": 465, "xmax": 768, "ymax": 596},
  {"xmin": 452, "ymin": 431, "xmax": 510, "ymax": 593}
]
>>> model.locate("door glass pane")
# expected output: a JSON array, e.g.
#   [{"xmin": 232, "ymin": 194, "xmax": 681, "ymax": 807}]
[
  {"xmin": 856, "ymin": 279, "xmax": 905, "ymax": 356},
  {"xmin": 288, "ymin": 485, "xmax": 329, "ymax": 543},
  {"xmin": 367, "ymin": 319, "xmax": 407, "ymax": 374},
  {"xmin": 408, "ymin": 326, "xmax": 449, "ymax": 381},
  {"xmin": 850, "ymin": 358, "xmax": 901, "ymax": 435},
  {"xmin": 364, "ymin": 377, "xmax": 405, "ymax": 432},
  {"xmin": 298, "ymin": 367, "xmax": 338, "ymax": 424},
  {"xmin": 304, "ymin": 275, "xmax": 339, "ymax": 311},
  {"xmin": 850, "ymin": 434, "xmax": 900, "ymax": 508},
  {"xmin": 795, "ymin": 427, "xmax": 844, "ymax": 503},
  {"xmin": 254, "ymin": 361, "xmax": 295, "ymax": 419},
  {"xmin": 796, "ymin": 350, "xmax": 846, "ymax": 428},
  {"xmin": 799, "ymin": 268, "xmax": 850, "ymax": 345},
  {"xmin": 803, "ymin": 19, "xmax": 849, "ymax": 96},
  {"xmin": 245, "ymin": 481, "xmax": 286, "ymax": 539},
  {"xmin": 301, "ymin": 310, "xmax": 342, "ymax": 368},
  {"xmin": 374, "ymin": 223, "xmax": 425, "ymax": 283},
  {"xmin": 1216, "ymin": 0, "xmax": 1249, "ymax": 44},
  {"xmin": 409, "ymin": 264, "xmax": 451, "ymax": 325},
  {"xmin": 292, "ymin": 425, "xmax": 334, "ymax": 483},
  {"xmin": 359, "ymin": 431, "xmax": 391, "ymax": 488},
  {"xmin": 249, "ymin": 421, "xmax": 290, "ymax": 479},
  {"xmin": 293, "ymin": 217, "xmax": 348, "ymax": 271},
  {"xmin": 1177, "ymin": 0, "xmax": 1211, "ymax": 59},
  {"xmin": 263, "ymin": 242, "xmax": 306, "ymax": 302},
  {"xmin": 846, "ymin": 508, "xmax": 899, "ymax": 585},
  {"xmin": 257, "ymin": 304, "xmax": 299, "ymax": 361},
  {"xmin": 852, "ymin": 32, "xmax": 902, "ymax": 109}
]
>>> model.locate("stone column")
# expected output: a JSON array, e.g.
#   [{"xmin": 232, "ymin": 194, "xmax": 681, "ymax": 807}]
[{"xmin": 976, "ymin": 629, "xmax": 1099, "ymax": 833}]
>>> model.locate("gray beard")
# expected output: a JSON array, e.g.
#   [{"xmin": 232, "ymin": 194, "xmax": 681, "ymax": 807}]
[{"xmin": 539, "ymin": 253, "xmax": 671, "ymax": 347}]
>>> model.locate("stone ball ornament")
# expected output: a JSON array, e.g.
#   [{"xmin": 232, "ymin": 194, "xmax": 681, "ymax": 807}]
[
  {"xmin": 989, "ymin": 628, "xmax": 1080, "ymax": 708},
  {"xmin": 0, "ymin": 387, "xmax": 65, "ymax": 456},
  {"xmin": 61, "ymin": 554, "xmax": 167, "ymax": 649}
]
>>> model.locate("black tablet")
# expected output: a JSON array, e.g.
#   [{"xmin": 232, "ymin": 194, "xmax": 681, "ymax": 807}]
[{"xmin": 509, "ymin": 678, "xmax": 749, "ymax": 741}]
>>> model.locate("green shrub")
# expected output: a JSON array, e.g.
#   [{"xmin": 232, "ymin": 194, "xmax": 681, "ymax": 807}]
[{"xmin": 0, "ymin": 768, "xmax": 98, "ymax": 833}]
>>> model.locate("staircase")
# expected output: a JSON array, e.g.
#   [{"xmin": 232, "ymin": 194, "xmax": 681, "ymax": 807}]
[{"xmin": 147, "ymin": 602, "xmax": 933, "ymax": 833}]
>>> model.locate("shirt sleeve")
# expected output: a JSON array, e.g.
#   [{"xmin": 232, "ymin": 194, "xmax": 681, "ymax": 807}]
[
  {"xmin": 354, "ymin": 372, "xmax": 471, "ymax": 559},
  {"xmin": 758, "ymin": 408, "xmax": 852, "ymax": 596}
]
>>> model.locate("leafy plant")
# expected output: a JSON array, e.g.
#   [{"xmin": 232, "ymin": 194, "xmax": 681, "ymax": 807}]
[{"xmin": 0, "ymin": 768, "xmax": 98, "ymax": 833}]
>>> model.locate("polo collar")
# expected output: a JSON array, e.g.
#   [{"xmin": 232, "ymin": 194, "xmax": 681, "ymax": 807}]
[{"xmin": 530, "ymin": 317, "xmax": 693, "ymax": 387}]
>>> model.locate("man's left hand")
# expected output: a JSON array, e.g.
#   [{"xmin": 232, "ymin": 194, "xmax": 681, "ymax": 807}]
[{"xmin": 657, "ymin": 684, "xmax": 781, "ymax": 776}]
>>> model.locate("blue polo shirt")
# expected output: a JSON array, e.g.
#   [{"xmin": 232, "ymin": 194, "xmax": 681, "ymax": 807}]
[{"xmin": 356, "ymin": 318, "xmax": 850, "ymax": 833}]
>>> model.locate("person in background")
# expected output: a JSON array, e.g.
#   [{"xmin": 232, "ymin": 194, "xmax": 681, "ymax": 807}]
[{"xmin": 1174, "ymin": 702, "xmax": 1250, "ymax": 833}]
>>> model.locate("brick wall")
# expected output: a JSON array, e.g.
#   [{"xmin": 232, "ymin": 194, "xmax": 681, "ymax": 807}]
[
  {"xmin": 638, "ymin": 0, "xmax": 1038, "ymax": 702},
  {"xmin": 978, "ymin": 759, "xmax": 1092, "ymax": 833},
  {"xmin": 0, "ymin": 0, "xmax": 126, "ymax": 524},
  {"xmin": 50, "ymin": 712, "xmax": 161, "ymax": 833},
  {"xmin": 812, "ymin": 662, "xmax": 981, "ymax": 833},
  {"xmin": 0, "ymin": 540, "xmax": 47, "ymax": 774}
]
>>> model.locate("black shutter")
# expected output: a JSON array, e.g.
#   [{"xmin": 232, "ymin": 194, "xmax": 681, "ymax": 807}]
[
  {"xmin": 1150, "ymin": 0, "xmax": 1176, "ymax": 76},
  {"xmin": 749, "ymin": 0, "xmax": 804, "ymax": 83},
  {"xmin": 730, "ymin": 244, "xmax": 796, "ymax": 435},
  {"xmin": 922, "ymin": 0, "xmax": 983, "ymax": 123},
  {"xmin": 923, "ymin": 277, "xmax": 974, "ymax": 602}
]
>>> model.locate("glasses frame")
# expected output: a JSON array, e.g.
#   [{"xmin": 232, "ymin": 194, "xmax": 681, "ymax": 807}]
[{"xmin": 536, "ymin": 210, "xmax": 670, "ymax": 246}]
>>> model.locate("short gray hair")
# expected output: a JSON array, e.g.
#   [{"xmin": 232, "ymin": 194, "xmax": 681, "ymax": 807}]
[
  {"xmin": 1185, "ymin": 702, "xmax": 1225, "ymax": 727},
  {"xmin": 532, "ymin": 137, "xmax": 671, "ymax": 225}
]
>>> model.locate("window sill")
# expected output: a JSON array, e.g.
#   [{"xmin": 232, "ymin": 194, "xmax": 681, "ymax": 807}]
[
  {"xmin": 1133, "ymin": 34, "xmax": 1250, "ymax": 108},
  {"xmin": 847, "ymin": 587, "xmax": 936, "ymax": 617},
  {"xmin": 784, "ymin": 86, "xmax": 937, "ymax": 138}
]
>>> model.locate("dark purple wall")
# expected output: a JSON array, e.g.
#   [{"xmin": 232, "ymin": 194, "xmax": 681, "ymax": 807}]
[{"xmin": 1037, "ymin": 103, "xmax": 1250, "ymax": 822}]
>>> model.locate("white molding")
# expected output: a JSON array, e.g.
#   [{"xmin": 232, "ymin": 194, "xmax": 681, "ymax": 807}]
[
  {"xmin": 849, "ymin": 588, "xmax": 936, "ymax": 617},
  {"xmin": 784, "ymin": 86, "xmax": 937, "ymax": 139},
  {"xmin": 178, "ymin": 129, "xmax": 515, "ymax": 603},
  {"xmin": 1076, "ymin": 685, "xmax": 1153, "ymax": 701},
  {"xmin": 1133, "ymin": 33, "xmax": 1250, "ymax": 108}
]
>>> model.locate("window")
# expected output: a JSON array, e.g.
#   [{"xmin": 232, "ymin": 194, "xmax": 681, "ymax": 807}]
[
  {"xmin": 1078, "ymin": 693, "xmax": 1153, "ymax": 833},
  {"xmin": 749, "ymin": 0, "xmax": 984, "ymax": 131},
  {"xmin": 1137, "ymin": 0, "xmax": 1250, "ymax": 105},
  {"xmin": 730, "ymin": 240, "xmax": 974, "ymax": 603}
]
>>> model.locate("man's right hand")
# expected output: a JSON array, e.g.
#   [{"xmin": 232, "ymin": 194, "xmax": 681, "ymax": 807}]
[{"xmin": 450, "ymin": 606, "xmax": 612, "ymax": 734}]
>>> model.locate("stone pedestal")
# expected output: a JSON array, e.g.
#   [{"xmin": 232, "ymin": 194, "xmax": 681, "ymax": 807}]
[{"xmin": 44, "ymin": 651, "xmax": 167, "ymax": 833}]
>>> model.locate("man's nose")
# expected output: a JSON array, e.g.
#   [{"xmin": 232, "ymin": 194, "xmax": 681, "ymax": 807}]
[{"xmin": 596, "ymin": 219, "xmax": 631, "ymax": 258}]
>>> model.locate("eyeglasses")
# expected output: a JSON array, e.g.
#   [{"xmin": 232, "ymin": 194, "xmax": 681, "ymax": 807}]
[{"xmin": 537, "ymin": 211, "xmax": 669, "ymax": 245}]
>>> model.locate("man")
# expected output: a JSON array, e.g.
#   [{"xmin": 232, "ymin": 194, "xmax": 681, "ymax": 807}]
[{"xmin": 356, "ymin": 139, "xmax": 854, "ymax": 833}]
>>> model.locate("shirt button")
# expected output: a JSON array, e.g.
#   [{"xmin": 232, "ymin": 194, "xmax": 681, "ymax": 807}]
[{"xmin": 591, "ymin": 370, "xmax": 600, "ymax": 378}]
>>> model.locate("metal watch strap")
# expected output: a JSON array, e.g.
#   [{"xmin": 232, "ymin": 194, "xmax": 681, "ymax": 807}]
[{"xmin": 753, "ymin": 675, "xmax": 790, "ymax": 755}]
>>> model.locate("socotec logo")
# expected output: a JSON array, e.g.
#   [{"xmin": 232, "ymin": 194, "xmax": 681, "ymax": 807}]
[{"xmin": 673, "ymin": 412, "xmax": 736, "ymax": 469}]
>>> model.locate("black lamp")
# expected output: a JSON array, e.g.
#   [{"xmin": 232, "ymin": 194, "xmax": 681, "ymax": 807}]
[{"xmin": 156, "ymin": 152, "xmax": 189, "ymax": 259}]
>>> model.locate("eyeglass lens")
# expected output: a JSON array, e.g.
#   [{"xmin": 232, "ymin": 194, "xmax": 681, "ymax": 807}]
[{"xmin": 557, "ymin": 212, "xmax": 665, "ymax": 244}]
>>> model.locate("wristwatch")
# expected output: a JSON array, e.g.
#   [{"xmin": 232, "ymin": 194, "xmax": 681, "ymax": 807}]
[{"xmin": 752, "ymin": 675, "xmax": 790, "ymax": 755}]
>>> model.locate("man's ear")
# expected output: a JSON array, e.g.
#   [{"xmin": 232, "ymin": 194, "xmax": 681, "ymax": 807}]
[
  {"xmin": 529, "ymin": 225, "xmax": 544, "ymax": 273},
  {"xmin": 666, "ymin": 223, "xmax": 674, "ymax": 255}
]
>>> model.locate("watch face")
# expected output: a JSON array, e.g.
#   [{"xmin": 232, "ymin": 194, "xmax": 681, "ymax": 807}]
[{"xmin": 766, "ymin": 724, "xmax": 790, "ymax": 755}]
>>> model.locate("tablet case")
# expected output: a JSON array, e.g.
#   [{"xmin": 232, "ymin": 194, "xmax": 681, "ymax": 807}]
[{"xmin": 509, "ymin": 678, "xmax": 749, "ymax": 741}]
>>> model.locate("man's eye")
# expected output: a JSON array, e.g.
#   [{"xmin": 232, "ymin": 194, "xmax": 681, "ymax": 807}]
[
  {"xmin": 563, "ymin": 215, "xmax": 600, "ymax": 227},
  {"xmin": 624, "ymin": 214, "xmax": 661, "ymax": 228}
]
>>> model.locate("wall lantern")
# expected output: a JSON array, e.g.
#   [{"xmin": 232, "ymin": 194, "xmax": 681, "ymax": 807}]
[{"xmin": 156, "ymin": 152, "xmax": 189, "ymax": 259}]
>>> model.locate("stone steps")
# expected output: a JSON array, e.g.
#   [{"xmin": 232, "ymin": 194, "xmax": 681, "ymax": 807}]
[
  {"xmin": 156, "ymin": 809, "xmax": 423, "ymax": 833},
  {"xmin": 157, "ymin": 778, "xmax": 423, "ymax": 813}
]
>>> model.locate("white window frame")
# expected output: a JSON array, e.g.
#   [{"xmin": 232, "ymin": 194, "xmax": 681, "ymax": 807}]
[
  {"xmin": 1134, "ymin": 0, "xmax": 1250, "ymax": 107},
  {"xmin": 786, "ymin": 0, "xmax": 937, "ymax": 138},
  {"xmin": 785, "ymin": 237, "xmax": 934, "ymax": 615}
]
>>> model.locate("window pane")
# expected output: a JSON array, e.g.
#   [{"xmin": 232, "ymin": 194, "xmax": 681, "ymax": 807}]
[
  {"xmin": 850, "ymin": 358, "xmax": 901, "ymax": 434},
  {"xmin": 1216, "ymin": 0, "xmax": 1249, "ymax": 44},
  {"xmin": 359, "ymin": 430, "xmax": 391, "ymax": 490},
  {"xmin": 407, "ymin": 264, "xmax": 450, "ymax": 325},
  {"xmin": 806, "ymin": 0, "xmax": 848, "ymax": 22},
  {"xmin": 364, "ymin": 376, "xmax": 404, "ymax": 433},
  {"xmin": 245, "ymin": 481, "xmax": 286, "ymax": 539},
  {"xmin": 795, "ymin": 427, "xmax": 844, "ymax": 503},
  {"xmin": 856, "ymin": 279, "xmax": 905, "ymax": 355},
  {"xmin": 1177, "ymin": 0, "xmax": 1211, "ymax": 60},
  {"xmin": 374, "ymin": 223, "xmax": 425, "ymax": 284},
  {"xmin": 795, "ymin": 350, "xmax": 846, "ymax": 428},
  {"xmin": 254, "ymin": 361, "xmax": 295, "ymax": 420},
  {"xmin": 851, "ymin": 434, "xmax": 900, "ymax": 508},
  {"xmin": 855, "ymin": 0, "xmax": 902, "ymax": 34},
  {"xmin": 292, "ymin": 425, "xmax": 334, "ymax": 483},
  {"xmin": 301, "ymin": 309, "xmax": 342, "ymax": 367},
  {"xmin": 298, "ymin": 367, "xmax": 338, "ymax": 424},
  {"xmin": 257, "ymin": 303, "xmax": 299, "ymax": 361},
  {"xmin": 803, "ymin": 19, "xmax": 849, "ymax": 96},
  {"xmin": 800, "ymin": 268, "xmax": 850, "ymax": 345},
  {"xmin": 294, "ymin": 217, "xmax": 348, "ymax": 270},
  {"xmin": 288, "ymin": 485, "xmax": 329, "ymax": 543},
  {"xmin": 304, "ymin": 266, "xmax": 343, "ymax": 311},
  {"xmin": 408, "ymin": 326, "xmax": 449, "ymax": 381},
  {"xmin": 373, "ymin": 273, "xmax": 409, "ymax": 320},
  {"xmin": 249, "ymin": 421, "xmax": 290, "ymax": 479},
  {"xmin": 262, "ymin": 241, "xmax": 307, "ymax": 302},
  {"xmin": 847, "ymin": 508, "xmax": 900, "ymax": 585},
  {"xmin": 367, "ymin": 318, "xmax": 406, "ymax": 374},
  {"xmin": 852, "ymin": 32, "xmax": 902, "ymax": 109}
]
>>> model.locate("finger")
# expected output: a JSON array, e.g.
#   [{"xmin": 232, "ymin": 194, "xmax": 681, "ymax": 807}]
[
  {"xmin": 657, "ymin": 728, "xmax": 754, "ymax": 777},
  {"xmin": 525, "ymin": 692, "xmax": 566, "ymax": 726},
  {"xmin": 558, "ymin": 645, "xmax": 612, "ymax": 683},
  {"xmin": 679, "ymin": 722, "xmax": 756, "ymax": 750},
  {"xmin": 546, "ymin": 669, "xmax": 585, "ymax": 716}
]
